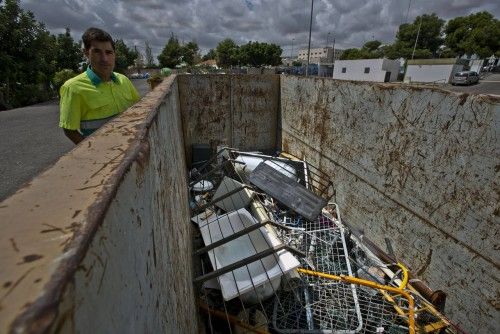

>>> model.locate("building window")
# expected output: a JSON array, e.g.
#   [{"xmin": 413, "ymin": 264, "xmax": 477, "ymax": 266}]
[
  {"xmin": 341, "ymin": 67, "xmax": 346, "ymax": 73},
  {"xmin": 364, "ymin": 67, "xmax": 370, "ymax": 73}
]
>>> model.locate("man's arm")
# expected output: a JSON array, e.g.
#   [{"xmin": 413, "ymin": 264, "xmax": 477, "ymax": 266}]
[{"xmin": 63, "ymin": 129, "xmax": 84, "ymax": 145}]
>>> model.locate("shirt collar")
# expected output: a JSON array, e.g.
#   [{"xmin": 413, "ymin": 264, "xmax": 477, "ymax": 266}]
[{"xmin": 86, "ymin": 66, "xmax": 118, "ymax": 86}]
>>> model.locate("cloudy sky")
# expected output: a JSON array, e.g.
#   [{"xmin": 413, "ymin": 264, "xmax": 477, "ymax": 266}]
[{"xmin": 19, "ymin": 0, "xmax": 500, "ymax": 60}]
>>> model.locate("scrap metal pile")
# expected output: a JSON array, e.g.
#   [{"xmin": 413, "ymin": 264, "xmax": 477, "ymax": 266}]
[{"xmin": 188, "ymin": 148, "xmax": 463, "ymax": 334}]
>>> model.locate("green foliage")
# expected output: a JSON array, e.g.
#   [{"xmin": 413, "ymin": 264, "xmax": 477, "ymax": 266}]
[
  {"xmin": 0, "ymin": 0, "xmax": 58, "ymax": 109},
  {"xmin": 292, "ymin": 60, "xmax": 302, "ymax": 66},
  {"xmin": 157, "ymin": 34, "xmax": 200, "ymax": 68},
  {"xmin": 340, "ymin": 48, "xmax": 360, "ymax": 60},
  {"xmin": 340, "ymin": 41, "xmax": 383, "ymax": 60},
  {"xmin": 52, "ymin": 69, "xmax": 77, "ymax": 93},
  {"xmin": 437, "ymin": 47, "xmax": 457, "ymax": 58},
  {"xmin": 238, "ymin": 41, "xmax": 283, "ymax": 67},
  {"xmin": 215, "ymin": 38, "xmax": 239, "ymax": 67},
  {"xmin": 337, "ymin": 11, "xmax": 497, "ymax": 60},
  {"xmin": 181, "ymin": 41, "xmax": 200, "ymax": 66},
  {"xmin": 158, "ymin": 34, "xmax": 182, "ymax": 68},
  {"xmin": 114, "ymin": 39, "xmax": 138, "ymax": 73},
  {"xmin": 363, "ymin": 40, "xmax": 382, "ymax": 52},
  {"xmin": 202, "ymin": 49, "xmax": 216, "ymax": 61},
  {"xmin": 144, "ymin": 40, "xmax": 155, "ymax": 67},
  {"xmin": 214, "ymin": 39, "xmax": 282, "ymax": 67},
  {"xmin": 55, "ymin": 28, "xmax": 82, "ymax": 72},
  {"xmin": 385, "ymin": 13, "xmax": 444, "ymax": 59},
  {"xmin": 444, "ymin": 11, "xmax": 500, "ymax": 58}
]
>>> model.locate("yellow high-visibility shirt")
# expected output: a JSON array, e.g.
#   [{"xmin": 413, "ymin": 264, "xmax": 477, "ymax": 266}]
[{"xmin": 59, "ymin": 67, "xmax": 140, "ymax": 136}]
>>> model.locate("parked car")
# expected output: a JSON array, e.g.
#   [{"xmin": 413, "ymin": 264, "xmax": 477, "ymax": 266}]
[
  {"xmin": 129, "ymin": 72, "xmax": 150, "ymax": 79},
  {"xmin": 451, "ymin": 71, "xmax": 479, "ymax": 86}
]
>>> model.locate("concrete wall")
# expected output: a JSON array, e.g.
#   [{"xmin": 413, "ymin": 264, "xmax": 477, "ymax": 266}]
[
  {"xmin": 405, "ymin": 64, "xmax": 464, "ymax": 83},
  {"xmin": 333, "ymin": 59, "xmax": 397, "ymax": 82},
  {"xmin": 178, "ymin": 74, "xmax": 280, "ymax": 163},
  {"xmin": 280, "ymin": 75, "xmax": 499, "ymax": 333},
  {"xmin": 0, "ymin": 77, "xmax": 197, "ymax": 333}
]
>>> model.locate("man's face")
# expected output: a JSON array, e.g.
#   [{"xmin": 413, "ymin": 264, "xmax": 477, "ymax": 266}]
[{"xmin": 84, "ymin": 40, "xmax": 115, "ymax": 81}]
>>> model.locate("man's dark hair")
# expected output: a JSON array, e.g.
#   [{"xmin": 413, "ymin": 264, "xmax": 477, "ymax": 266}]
[{"xmin": 82, "ymin": 27, "xmax": 115, "ymax": 50}]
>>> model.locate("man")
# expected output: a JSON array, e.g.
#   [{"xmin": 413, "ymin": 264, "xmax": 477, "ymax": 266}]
[{"xmin": 59, "ymin": 27, "xmax": 140, "ymax": 144}]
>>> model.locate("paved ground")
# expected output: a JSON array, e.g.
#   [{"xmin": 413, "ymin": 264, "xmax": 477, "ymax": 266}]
[
  {"xmin": 444, "ymin": 73, "xmax": 500, "ymax": 95},
  {"xmin": 0, "ymin": 79, "xmax": 150, "ymax": 201}
]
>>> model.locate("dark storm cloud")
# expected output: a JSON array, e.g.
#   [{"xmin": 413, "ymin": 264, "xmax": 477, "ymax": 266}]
[{"xmin": 19, "ymin": 0, "xmax": 500, "ymax": 59}]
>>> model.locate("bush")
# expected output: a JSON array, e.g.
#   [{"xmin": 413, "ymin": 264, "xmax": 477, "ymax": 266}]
[{"xmin": 53, "ymin": 69, "xmax": 77, "ymax": 94}]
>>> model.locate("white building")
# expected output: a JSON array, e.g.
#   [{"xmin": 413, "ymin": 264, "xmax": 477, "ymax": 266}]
[
  {"xmin": 404, "ymin": 58, "xmax": 466, "ymax": 84},
  {"xmin": 297, "ymin": 47, "xmax": 344, "ymax": 64},
  {"xmin": 332, "ymin": 58, "xmax": 400, "ymax": 82}
]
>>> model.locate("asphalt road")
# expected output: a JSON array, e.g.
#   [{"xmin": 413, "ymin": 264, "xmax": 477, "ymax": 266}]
[
  {"xmin": 0, "ymin": 79, "xmax": 150, "ymax": 201},
  {"xmin": 445, "ymin": 73, "xmax": 500, "ymax": 95}
]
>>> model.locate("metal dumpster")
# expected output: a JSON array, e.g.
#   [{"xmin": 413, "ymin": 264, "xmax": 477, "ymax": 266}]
[{"xmin": 0, "ymin": 74, "xmax": 498, "ymax": 333}]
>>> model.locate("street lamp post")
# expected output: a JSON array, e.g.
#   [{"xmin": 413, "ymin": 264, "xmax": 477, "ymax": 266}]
[
  {"xmin": 306, "ymin": 0, "xmax": 314, "ymax": 76},
  {"xmin": 411, "ymin": 15, "xmax": 422, "ymax": 60},
  {"xmin": 291, "ymin": 38, "xmax": 294, "ymax": 60}
]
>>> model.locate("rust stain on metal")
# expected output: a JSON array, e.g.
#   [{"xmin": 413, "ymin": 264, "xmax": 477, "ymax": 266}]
[
  {"xmin": 430, "ymin": 290, "xmax": 447, "ymax": 312},
  {"xmin": 40, "ymin": 224, "xmax": 66, "ymax": 235},
  {"xmin": 71, "ymin": 210, "xmax": 81, "ymax": 219},
  {"xmin": 416, "ymin": 248, "xmax": 433, "ymax": 276},
  {"xmin": 1, "ymin": 75, "xmax": 179, "ymax": 334},
  {"xmin": 0, "ymin": 268, "xmax": 35, "ymax": 302},
  {"xmin": 136, "ymin": 140, "xmax": 150, "ymax": 172},
  {"xmin": 458, "ymin": 93, "xmax": 469, "ymax": 106},
  {"xmin": 19, "ymin": 255, "xmax": 44, "ymax": 264},
  {"xmin": 9, "ymin": 238, "xmax": 19, "ymax": 253},
  {"xmin": 488, "ymin": 298, "xmax": 500, "ymax": 310}
]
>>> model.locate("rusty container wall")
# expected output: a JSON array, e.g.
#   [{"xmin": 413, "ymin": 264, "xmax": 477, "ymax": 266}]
[
  {"xmin": 66, "ymin": 80, "xmax": 196, "ymax": 333},
  {"xmin": 178, "ymin": 74, "xmax": 280, "ymax": 162},
  {"xmin": 0, "ymin": 77, "xmax": 197, "ymax": 333},
  {"xmin": 280, "ymin": 75, "xmax": 499, "ymax": 333}
]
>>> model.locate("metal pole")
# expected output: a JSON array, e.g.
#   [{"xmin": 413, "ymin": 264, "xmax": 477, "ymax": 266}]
[
  {"xmin": 291, "ymin": 38, "xmax": 294, "ymax": 59},
  {"xmin": 411, "ymin": 15, "xmax": 422, "ymax": 60},
  {"xmin": 332, "ymin": 37, "xmax": 336, "ymax": 62},
  {"xmin": 332, "ymin": 37, "xmax": 336, "ymax": 77},
  {"xmin": 306, "ymin": 0, "xmax": 314, "ymax": 76}
]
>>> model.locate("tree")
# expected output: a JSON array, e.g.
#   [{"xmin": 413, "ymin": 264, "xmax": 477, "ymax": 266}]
[
  {"xmin": 55, "ymin": 27, "xmax": 82, "ymax": 72},
  {"xmin": 444, "ymin": 11, "xmax": 500, "ymax": 58},
  {"xmin": 385, "ymin": 13, "xmax": 444, "ymax": 59},
  {"xmin": 53, "ymin": 69, "xmax": 77, "ymax": 93},
  {"xmin": 181, "ymin": 41, "xmax": 200, "ymax": 66},
  {"xmin": 262, "ymin": 43, "xmax": 283, "ymax": 66},
  {"xmin": 340, "ymin": 48, "xmax": 364, "ymax": 60},
  {"xmin": 144, "ymin": 40, "xmax": 155, "ymax": 67},
  {"xmin": 215, "ymin": 40, "xmax": 282, "ymax": 67},
  {"xmin": 114, "ymin": 39, "xmax": 138, "ymax": 73},
  {"xmin": 215, "ymin": 38, "xmax": 239, "ymax": 67},
  {"xmin": 339, "ymin": 41, "xmax": 383, "ymax": 60},
  {"xmin": 0, "ymin": 0, "xmax": 58, "ymax": 109},
  {"xmin": 158, "ymin": 34, "xmax": 182, "ymax": 68},
  {"xmin": 363, "ymin": 40, "xmax": 382, "ymax": 52},
  {"xmin": 133, "ymin": 45, "xmax": 144, "ymax": 70},
  {"xmin": 202, "ymin": 49, "xmax": 216, "ymax": 61}
]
